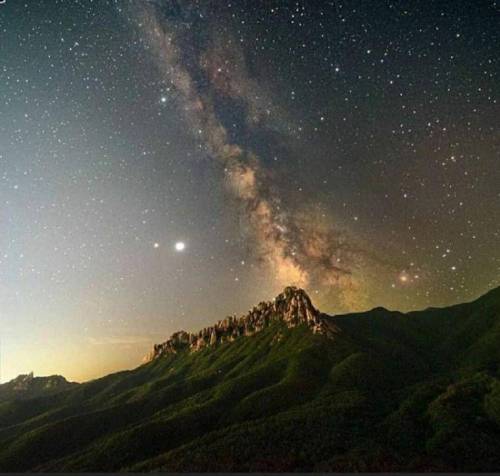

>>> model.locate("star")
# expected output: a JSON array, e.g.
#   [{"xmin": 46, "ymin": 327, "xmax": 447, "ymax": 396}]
[
  {"xmin": 399, "ymin": 272, "xmax": 410, "ymax": 284},
  {"xmin": 175, "ymin": 241, "xmax": 186, "ymax": 252}
]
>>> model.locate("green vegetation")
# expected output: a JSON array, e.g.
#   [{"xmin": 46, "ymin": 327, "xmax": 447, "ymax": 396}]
[{"xmin": 1, "ymin": 287, "xmax": 500, "ymax": 471}]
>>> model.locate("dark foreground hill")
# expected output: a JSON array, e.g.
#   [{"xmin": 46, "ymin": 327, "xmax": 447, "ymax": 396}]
[{"xmin": 1, "ymin": 286, "xmax": 500, "ymax": 472}]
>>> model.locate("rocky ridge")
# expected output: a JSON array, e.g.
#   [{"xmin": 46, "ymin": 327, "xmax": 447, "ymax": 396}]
[
  {"xmin": 146, "ymin": 286, "xmax": 337, "ymax": 361},
  {"xmin": 0, "ymin": 373, "xmax": 76, "ymax": 402}
]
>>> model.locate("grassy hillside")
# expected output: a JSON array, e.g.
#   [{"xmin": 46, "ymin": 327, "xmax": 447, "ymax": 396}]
[{"xmin": 1, "ymin": 287, "xmax": 499, "ymax": 471}]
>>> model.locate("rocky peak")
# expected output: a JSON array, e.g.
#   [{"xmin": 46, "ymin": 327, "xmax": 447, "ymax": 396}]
[
  {"xmin": 0, "ymin": 373, "xmax": 76, "ymax": 402},
  {"xmin": 9, "ymin": 372, "xmax": 34, "ymax": 391},
  {"xmin": 146, "ymin": 287, "xmax": 337, "ymax": 361}
]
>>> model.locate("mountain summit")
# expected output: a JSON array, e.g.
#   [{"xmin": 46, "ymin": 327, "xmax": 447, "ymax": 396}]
[{"xmin": 146, "ymin": 287, "xmax": 338, "ymax": 361}]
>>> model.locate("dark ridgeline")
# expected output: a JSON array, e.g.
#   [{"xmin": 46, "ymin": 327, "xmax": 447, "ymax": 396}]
[{"xmin": 1, "ymin": 286, "xmax": 500, "ymax": 472}]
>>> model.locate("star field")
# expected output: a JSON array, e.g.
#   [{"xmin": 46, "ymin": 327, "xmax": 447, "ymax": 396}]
[{"xmin": 0, "ymin": 0, "xmax": 499, "ymax": 382}]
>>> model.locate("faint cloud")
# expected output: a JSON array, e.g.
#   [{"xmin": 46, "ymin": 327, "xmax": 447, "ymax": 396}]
[{"xmin": 86, "ymin": 335, "xmax": 153, "ymax": 347}]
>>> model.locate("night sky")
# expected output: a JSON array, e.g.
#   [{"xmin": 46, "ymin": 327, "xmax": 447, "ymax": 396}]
[{"xmin": 1, "ymin": 0, "xmax": 499, "ymax": 382}]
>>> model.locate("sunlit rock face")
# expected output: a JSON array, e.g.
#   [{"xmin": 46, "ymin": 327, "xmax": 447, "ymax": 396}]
[{"xmin": 146, "ymin": 287, "xmax": 339, "ymax": 361}]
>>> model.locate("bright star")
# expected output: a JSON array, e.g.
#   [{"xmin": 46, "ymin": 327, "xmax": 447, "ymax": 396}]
[
  {"xmin": 399, "ymin": 272, "xmax": 409, "ymax": 283},
  {"xmin": 175, "ymin": 241, "xmax": 186, "ymax": 252}
]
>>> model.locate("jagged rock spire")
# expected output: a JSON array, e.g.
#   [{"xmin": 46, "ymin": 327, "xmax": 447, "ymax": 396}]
[{"xmin": 145, "ymin": 287, "xmax": 337, "ymax": 362}]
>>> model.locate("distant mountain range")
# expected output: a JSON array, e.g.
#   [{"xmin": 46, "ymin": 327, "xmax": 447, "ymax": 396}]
[
  {"xmin": 1, "ymin": 286, "xmax": 500, "ymax": 472},
  {"xmin": 0, "ymin": 372, "xmax": 76, "ymax": 403}
]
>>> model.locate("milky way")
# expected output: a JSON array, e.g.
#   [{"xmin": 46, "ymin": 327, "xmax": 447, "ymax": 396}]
[{"xmin": 135, "ymin": 0, "xmax": 382, "ymax": 309}]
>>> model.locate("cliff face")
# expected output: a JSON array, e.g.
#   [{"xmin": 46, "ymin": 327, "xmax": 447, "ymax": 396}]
[{"xmin": 146, "ymin": 287, "xmax": 337, "ymax": 361}]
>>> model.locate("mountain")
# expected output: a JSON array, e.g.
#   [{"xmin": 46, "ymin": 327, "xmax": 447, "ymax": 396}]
[
  {"xmin": 145, "ymin": 286, "xmax": 337, "ymax": 360},
  {"xmin": 1, "ymin": 286, "xmax": 500, "ymax": 472},
  {"xmin": 0, "ymin": 373, "xmax": 77, "ymax": 403}
]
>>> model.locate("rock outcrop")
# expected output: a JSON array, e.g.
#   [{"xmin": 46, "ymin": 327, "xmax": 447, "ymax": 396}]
[
  {"xmin": 146, "ymin": 287, "xmax": 338, "ymax": 361},
  {"xmin": 0, "ymin": 372, "xmax": 77, "ymax": 402}
]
